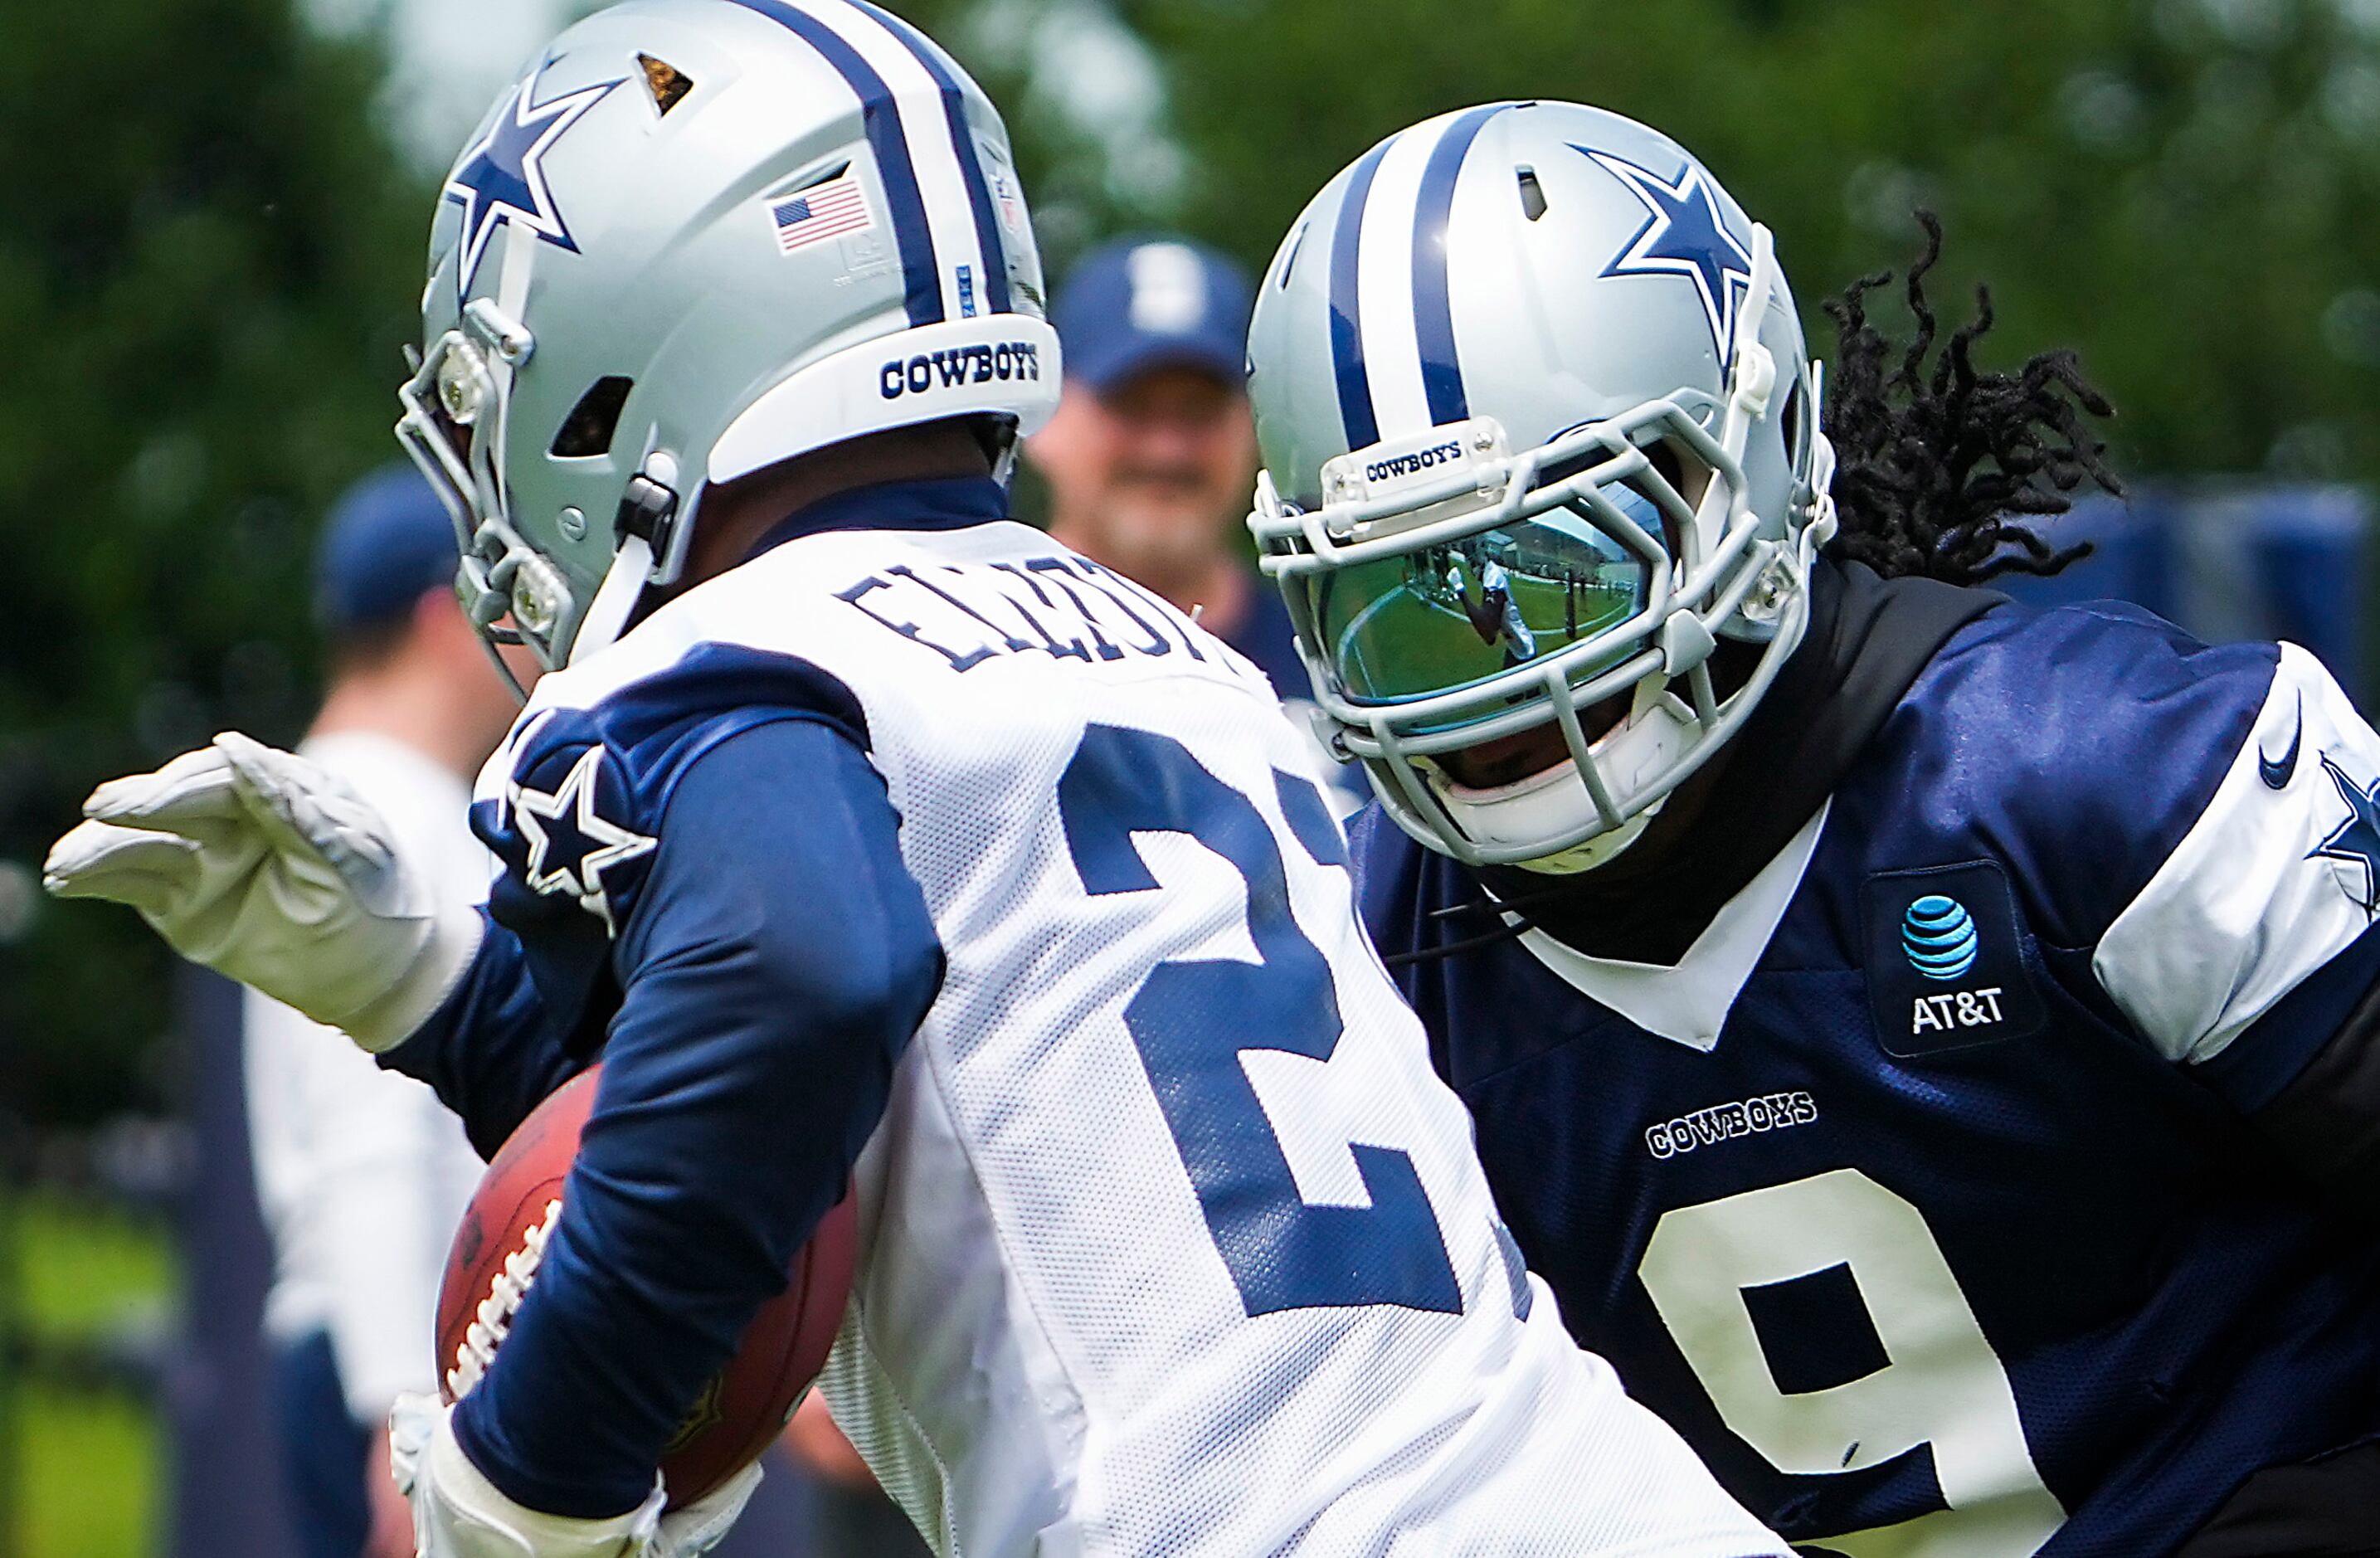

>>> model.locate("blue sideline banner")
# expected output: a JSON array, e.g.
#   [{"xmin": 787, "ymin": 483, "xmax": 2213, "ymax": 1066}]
[{"xmin": 1997, "ymin": 484, "xmax": 2373, "ymax": 706}]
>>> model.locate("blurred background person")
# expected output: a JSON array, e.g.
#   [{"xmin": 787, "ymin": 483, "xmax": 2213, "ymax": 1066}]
[
  {"xmin": 777, "ymin": 1394, "xmax": 933, "ymax": 1556},
  {"xmin": 1029, "ymin": 237, "xmax": 1295, "ymax": 685},
  {"xmin": 1029, "ymin": 235, "xmax": 1361, "ymax": 803},
  {"xmin": 244, "ymin": 466, "xmax": 513, "ymax": 1558}
]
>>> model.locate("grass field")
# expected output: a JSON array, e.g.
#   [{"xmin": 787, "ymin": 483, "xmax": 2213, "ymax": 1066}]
[
  {"xmin": 7, "ymin": 1190, "xmax": 169, "ymax": 1558},
  {"xmin": 1317, "ymin": 551, "xmax": 1639, "ymax": 703}
]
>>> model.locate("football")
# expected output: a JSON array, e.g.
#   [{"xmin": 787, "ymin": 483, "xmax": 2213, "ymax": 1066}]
[{"xmin": 435, "ymin": 1066, "xmax": 857, "ymax": 1507}]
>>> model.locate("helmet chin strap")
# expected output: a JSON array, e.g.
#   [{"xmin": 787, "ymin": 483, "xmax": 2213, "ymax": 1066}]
[
  {"xmin": 1516, "ymin": 807, "xmax": 1657, "ymax": 877},
  {"xmin": 571, "ymin": 532, "xmax": 655, "ymax": 668},
  {"xmin": 569, "ymin": 458, "xmax": 703, "ymax": 666}
]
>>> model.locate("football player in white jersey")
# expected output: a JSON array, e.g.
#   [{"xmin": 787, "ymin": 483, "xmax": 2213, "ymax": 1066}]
[{"xmin": 44, "ymin": 5, "xmax": 1788, "ymax": 1556}]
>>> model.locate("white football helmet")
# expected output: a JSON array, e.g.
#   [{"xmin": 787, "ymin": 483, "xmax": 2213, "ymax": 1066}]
[
  {"xmin": 397, "ymin": 0, "xmax": 1060, "ymax": 679},
  {"xmin": 1247, "ymin": 102, "xmax": 1837, "ymax": 869}
]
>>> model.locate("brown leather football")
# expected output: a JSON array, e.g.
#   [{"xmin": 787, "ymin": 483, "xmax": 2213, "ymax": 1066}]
[{"xmin": 435, "ymin": 1065, "xmax": 857, "ymax": 1508}]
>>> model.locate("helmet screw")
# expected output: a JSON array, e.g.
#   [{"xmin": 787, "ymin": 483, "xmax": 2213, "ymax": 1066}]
[{"xmin": 558, "ymin": 507, "xmax": 588, "ymax": 543}]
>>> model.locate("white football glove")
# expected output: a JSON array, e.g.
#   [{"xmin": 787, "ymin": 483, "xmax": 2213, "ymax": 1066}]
[
  {"xmin": 42, "ymin": 732, "xmax": 482, "ymax": 1053},
  {"xmin": 388, "ymin": 1396, "xmax": 761, "ymax": 1558}
]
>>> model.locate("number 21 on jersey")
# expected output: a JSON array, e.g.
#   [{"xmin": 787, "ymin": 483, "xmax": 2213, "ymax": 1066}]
[{"xmin": 1059, "ymin": 723, "xmax": 1463, "ymax": 1319}]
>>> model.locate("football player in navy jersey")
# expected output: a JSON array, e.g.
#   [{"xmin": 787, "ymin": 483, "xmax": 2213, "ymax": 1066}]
[{"xmin": 1244, "ymin": 100, "xmax": 2380, "ymax": 1555}]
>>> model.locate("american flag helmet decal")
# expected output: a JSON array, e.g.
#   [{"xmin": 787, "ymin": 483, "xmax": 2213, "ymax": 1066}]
[{"xmin": 772, "ymin": 176, "xmax": 876, "ymax": 253}]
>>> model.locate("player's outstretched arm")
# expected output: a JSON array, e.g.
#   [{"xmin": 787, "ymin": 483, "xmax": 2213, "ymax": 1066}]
[
  {"xmin": 45, "ymin": 732, "xmax": 484, "ymax": 1051},
  {"xmin": 448, "ymin": 716, "xmax": 939, "ymax": 1525},
  {"xmin": 47, "ymin": 732, "xmax": 577, "ymax": 1156}
]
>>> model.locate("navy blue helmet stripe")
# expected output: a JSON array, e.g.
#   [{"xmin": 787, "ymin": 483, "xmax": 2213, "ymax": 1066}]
[
  {"xmin": 1328, "ymin": 140, "xmax": 1394, "ymax": 454},
  {"xmin": 1413, "ymin": 105, "xmax": 1509, "ymax": 427},
  {"xmin": 726, "ymin": 0, "xmax": 943, "ymax": 328},
  {"xmin": 844, "ymin": 0, "xmax": 1014, "ymax": 314}
]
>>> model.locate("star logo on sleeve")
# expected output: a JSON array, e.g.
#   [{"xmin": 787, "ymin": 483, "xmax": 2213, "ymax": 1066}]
[
  {"xmin": 443, "ymin": 65, "xmax": 624, "ymax": 294},
  {"xmin": 509, "ymin": 746, "xmax": 656, "ymax": 934},
  {"xmin": 2309, "ymin": 752, "xmax": 2380, "ymax": 918},
  {"xmin": 1577, "ymin": 148, "xmax": 1755, "ymax": 360}
]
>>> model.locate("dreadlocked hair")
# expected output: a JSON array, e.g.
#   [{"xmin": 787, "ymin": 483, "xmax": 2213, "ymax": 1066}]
[{"xmin": 1821, "ymin": 211, "xmax": 2123, "ymax": 586}]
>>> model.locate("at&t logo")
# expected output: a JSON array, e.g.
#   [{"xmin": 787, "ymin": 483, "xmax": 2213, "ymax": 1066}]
[
  {"xmin": 1901, "ymin": 894, "xmax": 2005, "ymax": 1040},
  {"xmin": 1903, "ymin": 895, "xmax": 1978, "ymax": 980}
]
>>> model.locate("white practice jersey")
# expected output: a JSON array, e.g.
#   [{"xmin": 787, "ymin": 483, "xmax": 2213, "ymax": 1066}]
[{"xmin": 483, "ymin": 511, "xmax": 1779, "ymax": 1558}]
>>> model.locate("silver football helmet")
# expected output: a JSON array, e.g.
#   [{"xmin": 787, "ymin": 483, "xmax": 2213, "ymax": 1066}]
[
  {"xmin": 397, "ymin": 0, "xmax": 1059, "ymax": 678},
  {"xmin": 1248, "ymin": 101, "xmax": 1837, "ymax": 870}
]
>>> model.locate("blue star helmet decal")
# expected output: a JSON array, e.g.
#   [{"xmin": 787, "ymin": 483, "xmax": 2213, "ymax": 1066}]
[
  {"xmin": 507, "ymin": 742, "xmax": 657, "ymax": 934},
  {"xmin": 1577, "ymin": 148, "xmax": 1756, "ymax": 361},
  {"xmin": 2309, "ymin": 751, "xmax": 2380, "ymax": 918},
  {"xmin": 443, "ymin": 64, "xmax": 625, "ymax": 296}
]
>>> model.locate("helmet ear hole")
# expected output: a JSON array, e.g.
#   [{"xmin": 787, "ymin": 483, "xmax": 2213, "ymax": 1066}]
[
  {"xmin": 552, "ymin": 377, "xmax": 635, "ymax": 458},
  {"xmin": 1780, "ymin": 376, "xmax": 1806, "ymax": 470}
]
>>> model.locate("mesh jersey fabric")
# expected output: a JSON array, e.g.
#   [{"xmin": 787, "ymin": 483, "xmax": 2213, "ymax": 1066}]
[{"xmin": 471, "ymin": 507, "xmax": 1786, "ymax": 1558}]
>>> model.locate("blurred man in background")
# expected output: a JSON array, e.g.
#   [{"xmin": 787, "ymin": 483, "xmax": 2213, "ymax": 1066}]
[
  {"xmin": 1030, "ymin": 236, "xmax": 1357, "ymax": 805},
  {"xmin": 1029, "ymin": 236, "xmax": 1302, "ymax": 693},
  {"xmin": 246, "ymin": 466, "xmax": 513, "ymax": 1558}
]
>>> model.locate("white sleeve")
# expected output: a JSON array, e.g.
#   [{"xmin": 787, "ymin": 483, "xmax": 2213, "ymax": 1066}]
[
  {"xmin": 262, "ymin": 997, "xmax": 469, "ymax": 1419},
  {"xmin": 2094, "ymin": 644, "xmax": 2380, "ymax": 1067}
]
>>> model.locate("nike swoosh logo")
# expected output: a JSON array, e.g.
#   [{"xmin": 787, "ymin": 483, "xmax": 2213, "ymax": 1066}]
[{"xmin": 2261, "ymin": 696, "xmax": 2305, "ymax": 790}]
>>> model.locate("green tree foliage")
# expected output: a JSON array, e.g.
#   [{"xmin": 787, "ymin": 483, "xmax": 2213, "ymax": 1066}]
[
  {"xmin": 922, "ymin": 0, "xmax": 2380, "ymax": 480},
  {"xmin": 0, "ymin": 0, "xmax": 429, "ymax": 1125}
]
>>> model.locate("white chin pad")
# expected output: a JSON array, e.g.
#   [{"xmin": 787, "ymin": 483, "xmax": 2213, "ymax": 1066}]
[{"xmin": 1433, "ymin": 699, "xmax": 1696, "ymax": 872}]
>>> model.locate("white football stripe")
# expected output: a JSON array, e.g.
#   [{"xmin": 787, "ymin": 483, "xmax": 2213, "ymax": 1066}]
[
  {"xmin": 1355, "ymin": 114, "xmax": 1457, "ymax": 443},
  {"xmin": 810, "ymin": 0, "xmax": 987, "ymax": 320}
]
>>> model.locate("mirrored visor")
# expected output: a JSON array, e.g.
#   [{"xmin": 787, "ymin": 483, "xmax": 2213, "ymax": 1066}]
[{"xmin": 1302, "ymin": 489, "xmax": 1657, "ymax": 705}]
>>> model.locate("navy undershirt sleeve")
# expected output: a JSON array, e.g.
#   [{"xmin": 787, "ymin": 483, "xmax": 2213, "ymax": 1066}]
[
  {"xmin": 379, "ymin": 912, "xmax": 585, "ymax": 1161},
  {"xmin": 450, "ymin": 718, "xmax": 944, "ymax": 1517}
]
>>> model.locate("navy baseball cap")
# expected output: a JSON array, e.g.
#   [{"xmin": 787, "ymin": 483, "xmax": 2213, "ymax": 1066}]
[
  {"xmin": 1052, "ymin": 236, "xmax": 1255, "ymax": 397},
  {"xmin": 314, "ymin": 465, "xmax": 461, "ymax": 635}
]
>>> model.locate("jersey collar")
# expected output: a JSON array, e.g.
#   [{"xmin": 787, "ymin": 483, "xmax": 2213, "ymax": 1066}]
[
  {"xmin": 745, "ymin": 475, "xmax": 1010, "ymax": 560},
  {"xmin": 1509, "ymin": 801, "xmax": 1832, "ymax": 1051}
]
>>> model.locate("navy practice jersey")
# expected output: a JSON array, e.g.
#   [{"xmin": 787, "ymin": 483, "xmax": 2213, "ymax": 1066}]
[{"xmin": 1354, "ymin": 594, "xmax": 2380, "ymax": 1556}]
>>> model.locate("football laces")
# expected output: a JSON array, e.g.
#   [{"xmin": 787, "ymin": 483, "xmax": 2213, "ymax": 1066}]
[{"xmin": 447, "ymin": 1199, "xmax": 562, "ymax": 1401}]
